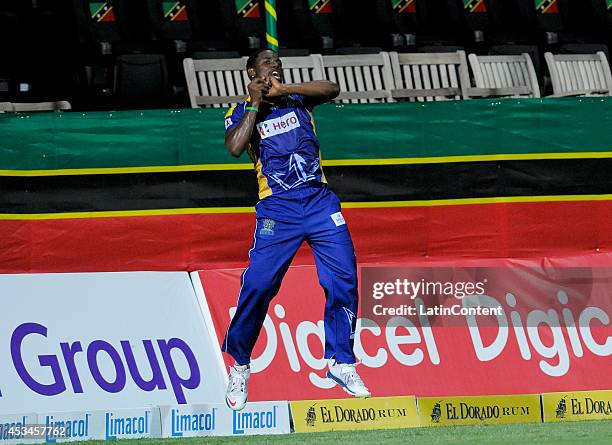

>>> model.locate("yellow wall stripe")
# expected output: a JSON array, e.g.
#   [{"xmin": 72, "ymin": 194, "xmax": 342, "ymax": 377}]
[
  {"xmin": 0, "ymin": 207, "xmax": 255, "ymax": 220},
  {"xmin": 2, "ymin": 151, "xmax": 612, "ymax": 176},
  {"xmin": 323, "ymin": 151, "xmax": 612, "ymax": 166},
  {"xmin": 341, "ymin": 194, "xmax": 612, "ymax": 209},
  {"xmin": 2, "ymin": 194, "xmax": 612, "ymax": 220},
  {"xmin": 0, "ymin": 164, "xmax": 254, "ymax": 177}
]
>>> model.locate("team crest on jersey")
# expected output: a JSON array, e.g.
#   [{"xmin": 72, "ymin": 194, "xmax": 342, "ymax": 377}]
[
  {"xmin": 224, "ymin": 117, "xmax": 233, "ymax": 129},
  {"xmin": 256, "ymin": 111, "xmax": 301, "ymax": 139},
  {"xmin": 259, "ymin": 218, "xmax": 276, "ymax": 236}
]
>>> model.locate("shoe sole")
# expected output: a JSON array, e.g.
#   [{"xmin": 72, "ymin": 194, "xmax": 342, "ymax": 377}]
[{"xmin": 326, "ymin": 370, "xmax": 371, "ymax": 398}]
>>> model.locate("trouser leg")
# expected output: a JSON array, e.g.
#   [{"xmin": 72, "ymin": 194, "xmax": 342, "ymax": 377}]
[
  {"xmin": 222, "ymin": 213, "xmax": 303, "ymax": 365},
  {"xmin": 306, "ymin": 189, "xmax": 358, "ymax": 364}
]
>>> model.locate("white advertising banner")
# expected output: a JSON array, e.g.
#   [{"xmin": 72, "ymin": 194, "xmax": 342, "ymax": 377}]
[
  {"xmin": 158, "ymin": 401, "xmax": 291, "ymax": 437},
  {"xmin": 0, "ymin": 413, "xmax": 38, "ymax": 444},
  {"xmin": 0, "ymin": 272, "xmax": 226, "ymax": 415},
  {"xmin": 87, "ymin": 407, "xmax": 161, "ymax": 441}
]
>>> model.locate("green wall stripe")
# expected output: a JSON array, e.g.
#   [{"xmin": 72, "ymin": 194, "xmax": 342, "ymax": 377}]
[{"xmin": 1, "ymin": 98, "xmax": 611, "ymax": 171}]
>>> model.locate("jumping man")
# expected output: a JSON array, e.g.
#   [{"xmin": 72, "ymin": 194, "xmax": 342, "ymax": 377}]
[{"xmin": 222, "ymin": 49, "xmax": 370, "ymax": 410}]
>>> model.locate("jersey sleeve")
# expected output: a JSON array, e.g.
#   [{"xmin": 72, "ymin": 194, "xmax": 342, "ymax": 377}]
[{"xmin": 224, "ymin": 103, "xmax": 245, "ymax": 133}]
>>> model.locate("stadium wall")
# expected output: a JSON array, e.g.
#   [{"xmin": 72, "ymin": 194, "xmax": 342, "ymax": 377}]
[
  {"xmin": 2, "ymin": 98, "xmax": 612, "ymax": 272},
  {"xmin": 1, "ymin": 99, "xmax": 611, "ymax": 431},
  {"xmin": 0, "ymin": 270, "xmax": 609, "ymax": 440}
]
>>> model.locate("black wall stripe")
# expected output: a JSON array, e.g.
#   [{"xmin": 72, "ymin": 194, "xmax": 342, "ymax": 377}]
[{"xmin": 1, "ymin": 159, "xmax": 611, "ymax": 213}]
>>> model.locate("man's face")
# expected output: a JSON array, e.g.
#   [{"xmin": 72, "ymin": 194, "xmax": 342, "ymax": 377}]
[{"xmin": 251, "ymin": 50, "xmax": 283, "ymax": 83}]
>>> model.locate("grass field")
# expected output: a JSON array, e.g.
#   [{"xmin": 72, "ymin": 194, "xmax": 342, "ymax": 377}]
[{"xmin": 68, "ymin": 420, "xmax": 612, "ymax": 445}]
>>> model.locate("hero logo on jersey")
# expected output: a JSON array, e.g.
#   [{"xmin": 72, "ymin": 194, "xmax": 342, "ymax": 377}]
[{"xmin": 257, "ymin": 112, "xmax": 301, "ymax": 139}]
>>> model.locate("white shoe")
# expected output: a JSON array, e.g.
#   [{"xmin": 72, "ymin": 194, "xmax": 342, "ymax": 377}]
[
  {"xmin": 225, "ymin": 364, "xmax": 250, "ymax": 411},
  {"xmin": 326, "ymin": 361, "xmax": 371, "ymax": 398}
]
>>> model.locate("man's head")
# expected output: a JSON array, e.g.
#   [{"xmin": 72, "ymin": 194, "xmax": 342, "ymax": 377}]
[{"xmin": 246, "ymin": 49, "xmax": 283, "ymax": 83}]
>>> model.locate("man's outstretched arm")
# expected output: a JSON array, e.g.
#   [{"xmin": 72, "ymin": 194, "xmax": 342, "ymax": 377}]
[{"xmin": 269, "ymin": 78, "xmax": 340, "ymax": 107}]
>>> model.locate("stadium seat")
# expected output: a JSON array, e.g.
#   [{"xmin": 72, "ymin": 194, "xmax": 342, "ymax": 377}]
[
  {"xmin": 183, "ymin": 55, "xmax": 324, "ymax": 108},
  {"xmin": 320, "ymin": 52, "xmax": 395, "ymax": 103},
  {"xmin": 544, "ymin": 51, "xmax": 612, "ymax": 96},
  {"xmin": 467, "ymin": 52, "xmax": 541, "ymax": 97},
  {"xmin": 0, "ymin": 101, "xmax": 72, "ymax": 112},
  {"xmin": 183, "ymin": 56, "xmax": 248, "ymax": 108},
  {"xmin": 389, "ymin": 50, "xmax": 471, "ymax": 101},
  {"xmin": 280, "ymin": 55, "xmax": 325, "ymax": 83},
  {"xmin": 114, "ymin": 54, "xmax": 171, "ymax": 108},
  {"xmin": 488, "ymin": 44, "xmax": 543, "ymax": 84}
]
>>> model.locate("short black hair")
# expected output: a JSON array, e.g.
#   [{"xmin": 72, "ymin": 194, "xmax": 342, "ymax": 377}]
[{"xmin": 246, "ymin": 48, "xmax": 277, "ymax": 70}]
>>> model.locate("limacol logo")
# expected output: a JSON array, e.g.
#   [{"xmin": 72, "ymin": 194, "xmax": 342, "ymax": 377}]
[
  {"xmin": 105, "ymin": 411, "xmax": 150, "ymax": 440},
  {"xmin": 232, "ymin": 406, "xmax": 278, "ymax": 434},
  {"xmin": 170, "ymin": 408, "xmax": 217, "ymax": 437},
  {"xmin": 44, "ymin": 414, "xmax": 90, "ymax": 443},
  {"xmin": 0, "ymin": 416, "xmax": 29, "ymax": 441}
]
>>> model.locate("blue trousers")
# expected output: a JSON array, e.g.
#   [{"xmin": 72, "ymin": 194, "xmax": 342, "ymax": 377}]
[{"xmin": 222, "ymin": 184, "xmax": 358, "ymax": 366}]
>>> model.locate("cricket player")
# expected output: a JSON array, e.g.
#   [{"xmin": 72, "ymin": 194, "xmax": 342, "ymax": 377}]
[{"xmin": 222, "ymin": 49, "xmax": 370, "ymax": 410}]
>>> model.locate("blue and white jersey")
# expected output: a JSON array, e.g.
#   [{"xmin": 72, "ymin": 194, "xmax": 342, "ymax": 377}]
[{"xmin": 224, "ymin": 94, "xmax": 327, "ymax": 199}]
